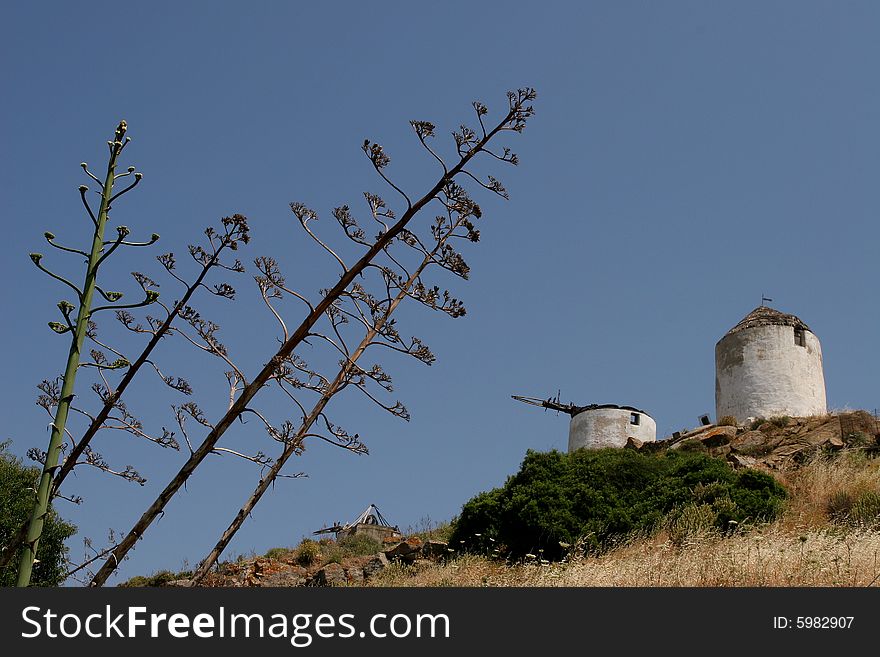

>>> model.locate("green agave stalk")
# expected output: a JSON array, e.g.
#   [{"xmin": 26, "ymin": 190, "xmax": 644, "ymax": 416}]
[{"xmin": 17, "ymin": 121, "xmax": 155, "ymax": 586}]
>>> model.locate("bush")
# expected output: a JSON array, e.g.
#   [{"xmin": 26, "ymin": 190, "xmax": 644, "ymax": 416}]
[
  {"xmin": 677, "ymin": 439, "xmax": 708, "ymax": 453},
  {"xmin": 827, "ymin": 489, "xmax": 880, "ymax": 528},
  {"xmin": 845, "ymin": 432, "xmax": 875, "ymax": 449},
  {"xmin": 450, "ymin": 448, "xmax": 787, "ymax": 561},
  {"xmin": 1, "ymin": 441, "xmax": 76, "ymax": 586},
  {"xmin": 336, "ymin": 533, "xmax": 382, "ymax": 557},
  {"xmin": 324, "ymin": 549, "xmax": 344, "ymax": 565},
  {"xmin": 849, "ymin": 491, "xmax": 880, "ymax": 527},
  {"xmin": 405, "ymin": 520, "xmax": 453, "ymax": 543},
  {"xmin": 717, "ymin": 415, "xmax": 738, "ymax": 427},
  {"xmin": 264, "ymin": 547, "xmax": 293, "ymax": 560},
  {"xmin": 294, "ymin": 539, "xmax": 320, "ymax": 567},
  {"xmin": 119, "ymin": 569, "xmax": 192, "ymax": 587},
  {"xmin": 667, "ymin": 503, "xmax": 717, "ymax": 545}
]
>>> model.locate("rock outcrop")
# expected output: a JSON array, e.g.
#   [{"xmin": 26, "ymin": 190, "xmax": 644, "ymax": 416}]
[
  {"xmin": 637, "ymin": 411, "xmax": 879, "ymax": 470},
  {"xmin": 197, "ymin": 534, "xmax": 450, "ymax": 588}
]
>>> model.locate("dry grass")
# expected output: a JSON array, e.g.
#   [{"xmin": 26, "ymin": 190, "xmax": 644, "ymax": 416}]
[
  {"xmin": 369, "ymin": 450, "xmax": 880, "ymax": 587},
  {"xmin": 774, "ymin": 450, "xmax": 880, "ymax": 529},
  {"xmin": 369, "ymin": 528, "xmax": 880, "ymax": 587}
]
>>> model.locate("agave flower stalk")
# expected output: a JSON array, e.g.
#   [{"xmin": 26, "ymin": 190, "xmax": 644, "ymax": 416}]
[
  {"xmin": 17, "ymin": 121, "xmax": 157, "ymax": 586},
  {"xmin": 88, "ymin": 88, "xmax": 536, "ymax": 586}
]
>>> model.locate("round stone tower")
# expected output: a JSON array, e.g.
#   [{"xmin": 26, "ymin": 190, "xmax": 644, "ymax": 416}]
[
  {"xmin": 715, "ymin": 306, "xmax": 827, "ymax": 423},
  {"xmin": 568, "ymin": 404, "xmax": 656, "ymax": 451}
]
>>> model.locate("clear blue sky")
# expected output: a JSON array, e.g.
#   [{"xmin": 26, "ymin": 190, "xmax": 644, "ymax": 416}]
[{"xmin": 2, "ymin": 2, "xmax": 878, "ymax": 583}]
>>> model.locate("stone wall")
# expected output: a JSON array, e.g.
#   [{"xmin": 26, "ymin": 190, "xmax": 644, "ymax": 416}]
[{"xmin": 337, "ymin": 523, "xmax": 401, "ymax": 543}]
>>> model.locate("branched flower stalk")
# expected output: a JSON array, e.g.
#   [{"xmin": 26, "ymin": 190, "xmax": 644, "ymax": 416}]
[
  {"xmin": 190, "ymin": 183, "xmax": 485, "ymax": 581},
  {"xmin": 0, "ymin": 214, "xmax": 249, "ymax": 575},
  {"xmin": 88, "ymin": 88, "xmax": 536, "ymax": 586},
  {"xmin": 17, "ymin": 121, "xmax": 158, "ymax": 586},
  {"xmin": 9, "ymin": 124, "xmax": 250, "ymax": 585}
]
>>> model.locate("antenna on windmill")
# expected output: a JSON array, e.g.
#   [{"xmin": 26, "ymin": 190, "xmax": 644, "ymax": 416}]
[
  {"xmin": 512, "ymin": 393, "xmax": 580, "ymax": 416},
  {"xmin": 551, "ymin": 389, "xmax": 562, "ymax": 415},
  {"xmin": 761, "ymin": 294, "xmax": 773, "ymax": 307}
]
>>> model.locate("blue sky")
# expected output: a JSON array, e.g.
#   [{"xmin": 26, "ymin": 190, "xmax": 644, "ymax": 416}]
[{"xmin": 2, "ymin": 1, "xmax": 878, "ymax": 583}]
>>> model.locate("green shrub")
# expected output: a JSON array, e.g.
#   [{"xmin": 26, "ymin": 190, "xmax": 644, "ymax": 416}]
[
  {"xmin": 769, "ymin": 416, "xmax": 792, "ymax": 428},
  {"xmin": 264, "ymin": 547, "xmax": 293, "ymax": 560},
  {"xmin": 336, "ymin": 533, "xmax": 383, "ymax": 557},
  {"xmin": 677, "ymin": 439, "xmax": 707, "ymax": 453},
  {"xmin": 406, "ymin": 520, "xmax": 454, "ymax": 543},
  {"xmin": 718, "ymin": 415, "xmax": 738, "ymax": 427},
  {"xmin": 295, "ymin": 539, "xmax": 320, "ymax": 567},
  {"xmin": 324, "ymin": 548, "xmax": 344, "ymax": 565},
  {"xmin": 119, "ymin": 569, "xmax": 192, "ymax": 587},
  {"xmin": 450, "ymin": 448, "xmax": 787, "ymax": 560},
  {"xmin": 667, "ymin": 503, "xmax": 717, "ymax": 545},
  {"xmin": 849, "ymin": 491, "xmax": 880, "ymax": 528},
  {"xmin": 845, "ymin": 432, "xmax": 875, "ymax": 448},
  {"xmin": 1, "ymin": 441, "xmax": 76, "ymax": 586},
  {"xmin": 828, "ymin": 489, "xmax": 880, "ymax": 528}
]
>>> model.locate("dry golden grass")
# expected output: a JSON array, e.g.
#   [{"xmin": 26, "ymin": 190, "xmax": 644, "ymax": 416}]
[
  {"xmin": 774, "ymin": 450, "xmax": 880, "ymax": 529},
  {"xmin": 369, "ymin": 528, "xmax": 880, "ymax": 587},
  {"xmin": 369, "ymin": 450, "xmax": 880, "ymax": 587}
]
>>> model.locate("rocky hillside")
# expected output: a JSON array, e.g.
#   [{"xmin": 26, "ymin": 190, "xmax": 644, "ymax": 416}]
[
  {"xmin": 123, "ymin": 532, "xmax": 453, "ymax": 588},
  {"xmin": 124, "ymin": 410, "xmax": 880, "ymax": 588},
  {"xmin": 196, "ymin": 536, "xmax": 450, "ymax": 588},
  {"xmin": 634, "ymin": 410, "xmax": 879, "ymax": 470}
]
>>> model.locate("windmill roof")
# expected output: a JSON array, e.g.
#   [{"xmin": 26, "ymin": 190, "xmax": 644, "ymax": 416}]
[
  {"xmin": 724, "ymin": 306, "xmax": 810, "ymax": 337},
  {"xmin": 570, "ymin": 403, "xmax": 651, "ymax": 418}
]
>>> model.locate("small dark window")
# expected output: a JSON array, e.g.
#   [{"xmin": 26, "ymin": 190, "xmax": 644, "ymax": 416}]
[
  {"xmin": 794, "ymin": 327, "xmax": 806, "ymax": 347},
  {"xmin": 630, "ymin": 413, "xmax": 640, "ymax": 426}
]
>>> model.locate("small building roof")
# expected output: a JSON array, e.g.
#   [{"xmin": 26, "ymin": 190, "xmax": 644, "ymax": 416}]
[
  {"xmin": 346, "ymin": 504, "xmax": 394, "ymax": 529},
  {"xmin": 313, "ymin": 503, "xmax": 397, "ymax": 536},
  {"xmin": 724, "ymin": 306, "xmax": 810, "ymax": 337}
]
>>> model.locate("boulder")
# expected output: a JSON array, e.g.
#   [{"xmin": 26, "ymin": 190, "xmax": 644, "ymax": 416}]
[
  {"xmin": 421, "ymin": 540, "xmax": 449, "ymax": 560},
  {"xmin": 800, "ymin": 422, "xmax": 843, "ymax": 446},
  {"xmin": 729, "ymin": 430, "xmax": 767, "ymax": 453},
  {"xmin": 384, "ymin": 538, "xmax": 423, "ymax": 563},
  {"xmin": 697, "ymin": 426, "xmax": 736, "ymax": 448},
  {"xmin": 708, "ymin": 444, "xmax": 732, "ymax": 458},
  {"xmin": 727, "ymin": 453, "xmax": 759, "ymax": 469},
  {"xmin": 363, "ymin": 553, "xmax": 389, "ymax": 579},
  {"xmin": 256, "ymin": 569, "xmax": 308, "ymax": 587},
  {"xmin": 312, "ymin": 562, "xmax": 347, "ymax": 587},
  {"xmin": 625, "ymin": 436, "xmax": 644, "ymax": 450}
]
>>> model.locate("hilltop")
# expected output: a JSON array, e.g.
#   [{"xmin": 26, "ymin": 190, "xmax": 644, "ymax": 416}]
[{"xmin": 121, "ymin": 411, "xmax": 880, "ymax": 587}]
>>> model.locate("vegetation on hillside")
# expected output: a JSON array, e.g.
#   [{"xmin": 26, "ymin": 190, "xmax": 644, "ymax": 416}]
[
  {"xmin": 449, "ymin": 448, "xmax": 787, "ymax": 560},
  {"xmin": 370, "ymin": 449, "xmax": 880, "ymax": 587},
  {"xmin": 1, "ymin": 442, "xmax": 76, "ymax": 586},
  {"xmin": 117, "ymin": 435, "xmax": 880, "ymax": 588}
]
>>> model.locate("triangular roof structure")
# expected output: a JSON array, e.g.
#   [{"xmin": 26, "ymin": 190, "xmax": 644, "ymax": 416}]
[
  {"xmin": 724, "ymin": 306, "xmax": 810, "ymax": 337},
  {"xmin": 313, "ymin": 504, "xmax": 398, "ymax": 535},
  {"xmin": 344, "ymin": 504, "xmax": 394, "ymax": 529}
]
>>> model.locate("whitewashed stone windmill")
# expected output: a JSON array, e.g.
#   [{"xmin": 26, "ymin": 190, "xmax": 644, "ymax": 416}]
[
  {"xmin": 512, "ymin": 395, "xmax": 657, "ymax": 450},
  {"xmin": 715, "ymin": 305, "xmax": 827, "ymax": 423}
]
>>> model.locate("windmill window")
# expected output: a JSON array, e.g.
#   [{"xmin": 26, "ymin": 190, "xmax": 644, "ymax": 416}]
[
  {"xmin": 630, "ymin": 413, "xmax": 640, "ymax": 426},
  {"xmin": 794, "ymin": 328, "xmax": 806, "ymax": 347}
]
